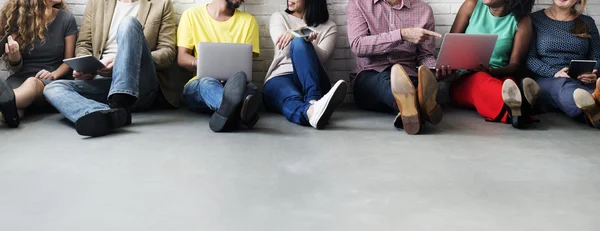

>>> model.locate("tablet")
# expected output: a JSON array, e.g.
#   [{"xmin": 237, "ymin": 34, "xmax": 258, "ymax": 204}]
[
  {"xmin": 568, "ymin": 60, "xmax": 597, "ymax": 78},
  {"xmin": 0, "ymin": 34, "xmax": 10, "ymax": 55},
  {"xmin": 63, "ymin": 55, "xmax": 105, "ymax": 73}
]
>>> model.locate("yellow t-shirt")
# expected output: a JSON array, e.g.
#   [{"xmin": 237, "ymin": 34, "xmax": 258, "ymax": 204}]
[{"xmin": 178, "ymin": 5, "xmax": 260, "ymax": 84}]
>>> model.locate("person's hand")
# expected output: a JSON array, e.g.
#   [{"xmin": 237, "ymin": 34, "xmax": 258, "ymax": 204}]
[
  {"xmin": 435, "ymin": 65, "xmax": 456, "ymax": 80},
  {"xmin": 35, "ymin": 69, "xmax": 57, "ymax": 80},
  {"xmin": 275, "ymin": 31, "xmax": 295, "ymax": 50},
  {"xmin": 554, "ymin": 67, "xmax": 570, "ymax": 78},
  {"xmin": 5, "ymin": 35, "xmax": 21, "ymax": 63},
  {"xmin": 304, "ymin": 32, "xmax": 318, "ymax": 43},
  {"xmin": 400, "ymin": 28, "xmax": 442, "ymax": 44},
  {"xmin": 577, "ymin": 69, "xmax": 598, "ymax": 85},
  {"xmin": 468, "ymin": 64, "xmax": 492, "ymax": 74},
  {"xmin": 97, "ymin": 59, "xmax": 114, "ymax": 77},
  {"xmin": 73, "ymin": 70, "xmax": 93, "ymax": 80}
]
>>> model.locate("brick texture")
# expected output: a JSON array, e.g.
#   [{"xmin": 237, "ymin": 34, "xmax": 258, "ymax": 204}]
[{"xmin": 1, "ymin": 0, "xmax": 599, "ymax": 85}]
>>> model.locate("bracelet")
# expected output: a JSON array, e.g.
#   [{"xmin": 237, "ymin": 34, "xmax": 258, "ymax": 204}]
[{"xmin": 8, "ymin": 57, "xmax": 21, "ymax": 66}]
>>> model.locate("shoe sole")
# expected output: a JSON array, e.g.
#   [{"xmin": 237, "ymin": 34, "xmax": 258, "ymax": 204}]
[
  {"xmin": 522, "ymin": 77, "xmax": 540, "ymax": 106},
  {"xmin": 0, "ymin": 80, "xmax": 19, "ymax": 128},
  {"xmin": 574, "ymin": 88, "xmax": 600, "ymax": 129},
  {"xmin": 417, "ymin": 66, "xmax": 443, "ymax": 125},
  {"xmin": 240, "ymin": 94, "xmax": 261, "ymax": 128},
  {"xmin": 75, "ymin": 110, "xmax": 128, "ymax": 137},
  {"xmin": 210, "ymin": 74, "xmax": 246, "ymax": 132},
  {"xmin": 391, "ymin": 64, "xmax": 421, "ymax": 135},
  {"xmin": 502, "ymin": 79, "xmax": 523, "ymax": 117},
  {"xmin": 313, "ymin": 80, "xmax": 347, "ymax": 130}
]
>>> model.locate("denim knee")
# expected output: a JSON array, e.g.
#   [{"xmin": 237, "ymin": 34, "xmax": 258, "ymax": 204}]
[
  {"xmin": 116, "ymin": 17, "xmax": 143, "ymax": 40},
  {"xmin": 290, "ymin": 37, "xmax": 310, "ymax": 52},
  {"xmin": 43, "ymin": 80, "xmax": 72, "ymax": 99}
]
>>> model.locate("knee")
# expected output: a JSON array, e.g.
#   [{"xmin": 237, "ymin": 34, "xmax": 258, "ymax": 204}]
[
  {"xmin": 117, "ymin": 17, "xmax": 142, "ymax": 39},
  {"xmin": 198, "ymin": 76, "xmax": 220, "ymax": 86},
  {"xmin": 22, "ymin": 77, "xmax": 44, "ymax": 89},
  {"xmin": 290, "ymin": 37, "xmax": 309, "ymax": 51},
  {"xmin": 43, "ymin": 80, "xmax": 71, "ymax": 98}
]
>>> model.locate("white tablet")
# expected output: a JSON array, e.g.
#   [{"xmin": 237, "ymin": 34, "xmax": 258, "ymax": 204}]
[{"xmin": 63, "ymin": 55, "xmax": 106, "ymax": 73}]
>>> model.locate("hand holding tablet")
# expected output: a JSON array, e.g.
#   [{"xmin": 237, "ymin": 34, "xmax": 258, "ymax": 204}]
[{"xmin": 63, "ymin": 55, "xmax": 106, "ymax": 75}]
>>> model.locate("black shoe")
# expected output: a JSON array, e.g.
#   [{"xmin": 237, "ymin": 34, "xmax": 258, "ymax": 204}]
[
  {"xmin": 75, "ymin": 108, "xmax": 129, "ymax": 137},
  {"xmin": 209, "ymin": 72, "xmax": 247, "ymax": 132},
  {"xmin": 502, "ymin": 79, "xmax": 525, "ymax": 129},
  {"xmin": 108, "ymin": 93, "xmax": 137, "ymax": 109},
  {"xmin": 0, "ymin": 79, "xmax": 19, "ymax": 128},
  {"xmin": 240, "ymin": 94, "xmax": 261, "ymax": 129}
]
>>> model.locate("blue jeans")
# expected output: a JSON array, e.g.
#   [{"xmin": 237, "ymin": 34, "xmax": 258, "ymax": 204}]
[
  {"xmin": 263, "ymin": 38, "xmax": 331, "ymax": 125},
  {"xmin": 44, "ymin": 17, "xmax": 158, "ymax": 122},
  {"xmin": 353, "ymin": 66, "xmax": 418, "ymax": 113},
  {"xmin": 536, "ymin": 77, "xmax": 594, "ymax": 123},
  {"xmin": 183, "ymin": 76, "xmax": 258, "ymax": 113}
]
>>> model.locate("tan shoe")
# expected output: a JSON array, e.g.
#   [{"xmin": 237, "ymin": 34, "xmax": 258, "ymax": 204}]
[
  {"xmin": 574, "ymin": 88, "xmax": 600, "ymax": 128},
  {"xmin": 391, "ymin": 64, "xmax": 421, "ymax": 135},
  {"xmin": 417, "ymin": 66, "xmax": 443, "ymax": 125}
]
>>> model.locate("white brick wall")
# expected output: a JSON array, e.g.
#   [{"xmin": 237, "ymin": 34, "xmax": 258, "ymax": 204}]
[{"xmin": 1, "ymin": 0, "xmax": 599, "ymax": 84}]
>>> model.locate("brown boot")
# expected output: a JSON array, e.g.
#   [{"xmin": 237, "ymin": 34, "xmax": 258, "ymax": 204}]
[
  {"xmin": 592, "ymin": 78, "xmax": 600, "ymax": 105},
  {"xmin": 391, "ymin": 64, "xmax": 421, "ymax": 135},
  {"xmin": 417, "ymin": 66, "xmax": 443, "ymax": 125}
]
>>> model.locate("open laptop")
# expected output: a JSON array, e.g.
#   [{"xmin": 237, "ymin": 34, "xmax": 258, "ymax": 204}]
[
  {"xmin": 429, "ymin": 33, "xmax": 498, "ymax": 70},
  {"xmin": 196, "ymin": 42, "xmax": 253, "ymax": 81}
]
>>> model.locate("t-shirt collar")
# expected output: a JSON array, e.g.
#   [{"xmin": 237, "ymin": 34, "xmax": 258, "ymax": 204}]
[{"xmin": 374, "ymin": 0, "xmax": 412, "ymax": 9}]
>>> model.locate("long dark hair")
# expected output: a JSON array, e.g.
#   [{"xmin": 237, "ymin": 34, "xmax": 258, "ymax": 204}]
[
  {"xmin": 505, "ymin": 0, "xmax": 534, "ymax": 21},
  {"xmin": 285, "ymin": 0, "xmax": 329, "ymax": 27}
]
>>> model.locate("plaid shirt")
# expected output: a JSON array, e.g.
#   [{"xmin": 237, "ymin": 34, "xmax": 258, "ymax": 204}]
[{"xmin": 347, "ymin": 0, "xmax": 437, "ymax": 76}]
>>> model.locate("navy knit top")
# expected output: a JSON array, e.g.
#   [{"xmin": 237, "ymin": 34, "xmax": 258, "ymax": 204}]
[{"xmin": 527, "ymin": 10, "xmax": 600, "ymax": 78}]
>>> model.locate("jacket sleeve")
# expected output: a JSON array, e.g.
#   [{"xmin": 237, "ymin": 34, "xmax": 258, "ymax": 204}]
[
  {"xmin": 151, "ymin": 0, "xmax": 177, "ymax": 69},
  {"xmin": 75, "ymin": 0, "xmax": 94, "ymax": 57}
]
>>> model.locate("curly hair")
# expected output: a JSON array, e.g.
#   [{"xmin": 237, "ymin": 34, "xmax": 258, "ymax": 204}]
[
  {"xmin": 505, "ymin": 0, "xmax": 535, "ymax": 22},
  {"xmin": 0, "ymin": 0, "xmax": 66, "ymax": 52}
]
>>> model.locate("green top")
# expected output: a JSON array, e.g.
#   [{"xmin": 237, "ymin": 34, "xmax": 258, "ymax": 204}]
[{"xmin": 465, "ymin": 0, "xmax": 518, "ymax": 69}]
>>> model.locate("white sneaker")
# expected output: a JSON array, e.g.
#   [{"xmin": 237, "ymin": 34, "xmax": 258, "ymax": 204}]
[{"xmin": 308, "ymin": 80, "xmax": 348, "ymax": 129}]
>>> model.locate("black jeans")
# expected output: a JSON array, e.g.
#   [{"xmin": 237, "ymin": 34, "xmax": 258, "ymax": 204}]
[{"xmin": 353, "ymin": 66, "xmax": 418, "ymax": 113}]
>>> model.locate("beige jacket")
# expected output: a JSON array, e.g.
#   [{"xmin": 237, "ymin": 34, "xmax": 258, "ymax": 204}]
[{"xmin": 76, "ymin": 0, "xmax": 180, "ymax": 107}]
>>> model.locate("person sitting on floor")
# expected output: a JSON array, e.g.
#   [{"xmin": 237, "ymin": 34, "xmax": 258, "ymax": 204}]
[
  {"xmin": 347, "ymin": 0, "xmax": 443, "ymax": 135},
  {"xmin": 263, "ymin": 0, "xmax": 347, "ymax": 130},
  {"xmin": 177, "ymin": 0, "xmax": 261, "ymax": 132},
  {"xmin": 439, "ymin": 0, "xmax": 539, "ymax": 129},
  {"xmin": 0, "ymin": 0, "xmax": 77, "ymax": 128},
  {"xmin": 527, "ymin": 0, "xmax": 600, "ymax": 128},
  {"xmin": 43, "ymin": 0, "xmax": 177, "ymax": 137}
]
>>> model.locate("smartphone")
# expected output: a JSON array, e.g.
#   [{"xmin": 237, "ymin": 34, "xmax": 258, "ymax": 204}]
[
  {"xmin": 568, "ymin": 60, "xmax": 598, "ymax": 78},
  {"xmin": 0, "ymin": 34, "xmax": 10, "ymax": 55},
  {"xmin": 291, "ymin": 27, "xmax": 316, "ymax": 38}
]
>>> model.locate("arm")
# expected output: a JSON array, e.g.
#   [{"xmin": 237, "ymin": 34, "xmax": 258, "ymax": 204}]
[
  {"xmin": 450, "ymin": 0, "xmax": 476, "ymax": 33},
  {"xmin": 269, "ymin": 12, "xmax": 291, "ymax": 56},
  {"xmin": 526, "ymin": 31, "xmax": 561, "ymax": 77},
  {"xmin": 417, "ymin": 7, "xmax": 436, "ymax": 67},
  {"xmin": 176, "ymin": 9, "xmax": 197, "ymax": 72},
  {"xmin": 151, "ymin": 0, "xmax": 177, "ymax": 69},
  {"xmin": 75, "ymin": 2, "xmax": 94, "ymax": 57},
  {"xmin": 6, "ymin": 34, "xmax": 22, "ymax": 72},
  {"xmin": 347, "ymin": 0, "xmax": 401, "ymax": 57},
  {"xmin": 53, "ymin": 34, "xmax": 76, "ymax": 79},
  {"xmin": 313, "ymin": 25, "xmax": 337, "ymax": 63},
  {"xmin": 587, "ymin": 18, "xmax": 600, "ymax": 72},
  {"xmin": 247, "ymin": 17, "xmax": 260, "ymax": 57},
  {"xmin": 488, "ymin": 16, "xmax": 533, "ymax": 77}
]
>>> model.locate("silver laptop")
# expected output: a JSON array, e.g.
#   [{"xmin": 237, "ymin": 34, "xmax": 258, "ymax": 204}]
[
  {"xmin": 196, "ymin": 42, "xmax": 253, "ymax": 81},
  {"xmin": 430, "ymin": 33, "xmax": 498, "ymax": 70}
]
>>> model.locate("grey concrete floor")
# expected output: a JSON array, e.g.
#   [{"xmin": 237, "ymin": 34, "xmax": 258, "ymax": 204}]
[{"xmin": 1, "ymin": 105, "xmax": 599, "ymax": 231}]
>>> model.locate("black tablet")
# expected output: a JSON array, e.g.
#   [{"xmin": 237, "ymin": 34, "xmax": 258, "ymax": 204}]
[
  {"xmin": 63, "ymin": 55, "xmax": 106, "ymax": 73},
  {"xmin": 568, "ymin": 60, "xmax": 597, "ymax": 78},
  {"xmin": 0, "ymin": 34, "xmax": 10, "ymax": 55}
]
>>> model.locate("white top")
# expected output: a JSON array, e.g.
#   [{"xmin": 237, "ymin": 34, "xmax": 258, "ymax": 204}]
[
  {"xmin": 265, "ymin": 12, "xmax": 337, "ymax": 82},
  {"xmin": 101, "ymin": 0, "xmax": 141, "ymax": 64}
]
